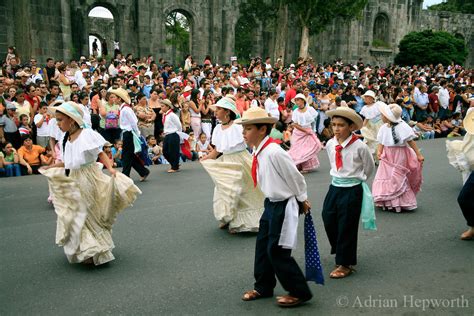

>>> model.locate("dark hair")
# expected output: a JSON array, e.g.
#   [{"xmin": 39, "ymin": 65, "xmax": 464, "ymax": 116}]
[{"xmin": 254, "ymin": 123, "xmax": 273, "ymax": 136}]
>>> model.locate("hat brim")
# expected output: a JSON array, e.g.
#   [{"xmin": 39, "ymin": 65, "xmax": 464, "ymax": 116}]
[
  {"xmin": 463, "ymin": 110, "xmax": 474, "ymax": 135},
  {"xmin": 209, "ymin": 104, "xmax": 240, "ymax": 118},
  {"xmin": 326, "ymin": 108, "xmax": 363, "ymax": 130},
  {"xmin": 235, "ymin": 117, "xmax": 278, "ymax": 125},
  {"xmin": 379, "ymin": 106, "xmax": 402, "ymax": 123},
  {"xmin": 51, "ymin": 106, "xmax": 85, "ymax": 128},
  {"xmin": 110, "ymin": 89, "xmax": 131, "ymax": 105}
]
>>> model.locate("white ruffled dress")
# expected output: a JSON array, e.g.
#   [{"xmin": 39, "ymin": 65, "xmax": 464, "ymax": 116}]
[
  {"xmin": 40, "ymin": 128, "xmax": 141, "ymax": 265},
  {"xmin": 201, "ymin": 123, "xmax": 264, "ymax": 233},
  {"xmin": 360, "ymin": 102, "xmax": 384, "ymax": 157}
]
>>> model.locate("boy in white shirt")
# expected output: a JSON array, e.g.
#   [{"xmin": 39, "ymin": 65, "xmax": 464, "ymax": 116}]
[
  {"xmin": 34, "ymin": 103, "xmax": 51, "ymax": 148},
  {"xmin": 323, "ymin": 107, "xmax": 376, "ymax": 279},
  {"xmin": 237, "ymin": 107, "xmax": 315, "ymax": 307}
]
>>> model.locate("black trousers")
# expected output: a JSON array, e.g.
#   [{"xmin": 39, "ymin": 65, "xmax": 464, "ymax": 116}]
[
  {"xmin": 458, "ymin": 172, "xmax": 474, "ymax": 227},
  {"xmin": 254, "ymin": 198, "xmax": 312, "ymax": 300},
  {"xmin": 322, "ymin": 184, "xmax": 363, "ymax": 266},
  {"xmin": 121, "ymin": 131, "xmax": 149, "ymax": 178},
  {"xmin": 163, "ymin": 133, "xmax": 180, "ymax": 170}
]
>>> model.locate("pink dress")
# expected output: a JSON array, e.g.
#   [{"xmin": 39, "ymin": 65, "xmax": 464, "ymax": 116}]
[
  {"xmin": 288, "ymin": 106, "xmax": 322, "ymax": 172},
  {"xmin": 372, "ymin": 122, "xmax": 423, "ymax": 212}
]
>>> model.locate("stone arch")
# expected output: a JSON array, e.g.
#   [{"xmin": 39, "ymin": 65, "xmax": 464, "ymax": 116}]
[
  {"xmin": 454, "ymin": 32, "xmax": 465, "ymax": 41},
  {"xmin": 162, "ymin": 6, "xmax": 196, "ymax": 65},
  {"xmin": 373, "ymin": 13, "xmax": 390, "ymax": 47},
  {"xmin": 234, "ymin": 14, "xmax": 260, "ymax": 61}
]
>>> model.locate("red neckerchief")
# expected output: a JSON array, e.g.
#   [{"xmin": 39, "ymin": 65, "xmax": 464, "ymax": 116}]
[
  {"xmin": 335, "ymin": 134, "xmax": 359, "ymax": 171},
  {"xmin": 162, "ymin": 109, "xmax": 172, "ymax": 125},
  {"xmin": 251, "ymin": 137, "xmax": 275, "ymax": 188}
]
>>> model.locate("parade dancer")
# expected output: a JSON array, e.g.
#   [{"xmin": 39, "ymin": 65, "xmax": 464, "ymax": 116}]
[
  {"xmin": 288, "ymin": 93, "xmax": 322, "ymax": 173},
  {"xmin": 359, "ymin": 90, "xmax": 383, "ymax": 161},
  {"xmin": 238, "ymin": 107, "xmax": 323, "ymax": 307},
  {"xmin": 200, "ymin": 97, "xmax": 264, "ymax": 233},
  {"xmin": 323, "ymin": 107, "xmax": 376, "ymax": 279},
  {"xmin": 40, "ymin": 102, "xmax": 141, "ymax": 265},
  {"xmin": 450, "ymin": 107, "xmax": 474, "ymax": 240},
  {"xmin": 160, "ymin": 99, "xmax": 182, "ymax": 173},
  {"xmin": 372, "ymin": 103, "xmax": 424, "ymax": 212}
]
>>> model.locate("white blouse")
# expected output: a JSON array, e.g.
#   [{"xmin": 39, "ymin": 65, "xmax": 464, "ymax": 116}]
[
  {"xmin": 360, "ymin": 102, "xmax": 382, "ymax": 120},
  {"xmin": 63, "ymin": 128, "xmax": 106, "ymax": 170},
  {"xmin": 377, "ymin": 121, "xmax": 416, "ymax": 147},
  {"xmin": 211, "ymin": 123, "xmax": 247, "ymax": 154},
  {"xmin": 292, "ymin": 106, "xmax": 318, "ymax": 128}
]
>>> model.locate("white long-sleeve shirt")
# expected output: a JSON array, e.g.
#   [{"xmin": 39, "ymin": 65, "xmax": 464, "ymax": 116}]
[
  {"xmin": 119, "ymin": 104, "xmax": 140, "ymax": 134},
  {"xmin": 255, "ymin": 136, "xmax": 307, "ymax": 202},
  {"xmin": 163, "ymin": 110, "xmax": 182, "ymax": 135},
  {"xmin": 438, "ymin": 87, "xmax": 450, "ymax": 109},
  {"xmin": 264, "ymin": 98, "xmax": 280, "ymax": 119},
  {"xmin": 326, "ymin": 135, "xmax": 375, "ymax": 181}
]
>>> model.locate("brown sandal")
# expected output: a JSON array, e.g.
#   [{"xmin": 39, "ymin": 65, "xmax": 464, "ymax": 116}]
[
  {"xmin": 277, "ymin": 295, "xmax": 307, "ymax": 307},
  {"xmin": 329, "ymin": 265, "xmax": 355, "ymax": 279},
  {"xmin": 242, "ymin": 290, "xmax": 266, "ymax": 301}
]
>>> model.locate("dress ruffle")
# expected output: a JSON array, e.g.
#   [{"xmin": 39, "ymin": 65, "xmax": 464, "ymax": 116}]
[
  {"xmin": 372, "ymin": 146, "xmax": 423, "ymax": 212},
  {"xmin": 446, "ymin": 134, "xmax": 474, "ymax": 183},
  {"xmin": 40, "ymin": 164, "xmax": 141, "ymax": 265},
  {"xmin": 361, "ymin": 119, "xmax": 383, "ymax": 155},
  {"xmin": 201, "ymin": 150, "xmax": 264, "ymax": 233},
  {"xmin": 288, "ymin": 128, "xmax": 322, "ymax": 171},
  {"xmin": 211, "ymin": 124, "xmax": 247, "ymax": 154},
  {"xmin": 63, "ymin": 129, "xmax": 107, "ymax": 170}
]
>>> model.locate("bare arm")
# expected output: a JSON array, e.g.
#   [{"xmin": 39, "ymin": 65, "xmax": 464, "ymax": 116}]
[
  {"xmin": 98, "ymin": 151, "xmax": 117, "ymax": 176},
  {"xmin": 377, "ymin": 144, "xmax": 384, "ymax": 160},
  {"xmin": 407, "ymin": 140, "xmax": 424, "ymax": 163},
  {"xmin": 200, "ymin": 147, "xmax": 220, "ymax": 161}
]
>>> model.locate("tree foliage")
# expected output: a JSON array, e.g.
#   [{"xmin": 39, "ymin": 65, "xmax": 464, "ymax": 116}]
[
  {"xmin": 428, "ymin": 0, "xmax": 474, "ymax": 14},
  {"xmin": 165, "ymin": 11, "xmax": 190, "ymax": 60},
  {"xmin": 394, "ymin": 30, "xmax": 468, "ymax": 66}
]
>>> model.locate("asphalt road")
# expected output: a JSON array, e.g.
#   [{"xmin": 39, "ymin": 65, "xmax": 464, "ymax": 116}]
[{"xmin": 1, "ymin": 138, "xmax": 473, "ymax": 315}]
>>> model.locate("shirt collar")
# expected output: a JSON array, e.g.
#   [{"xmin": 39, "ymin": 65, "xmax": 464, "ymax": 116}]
[
  {"xmin": 253, "ymin": 136, "xmax": 270, "ymax": 156},
  {"xmin": 334, "ymin": 134, "xmax": 354, "ymax": 148}
]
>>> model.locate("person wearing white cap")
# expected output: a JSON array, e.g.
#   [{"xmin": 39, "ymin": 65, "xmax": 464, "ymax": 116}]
[
  {"xmin": 452, "ymin": 107, "xmax": 474, "ymax": 240},
  {"xmin": 39, "ymin": 101, "xmax": 141, "ymax": 265},
  {"xmin": 201, "ymin": 97, "xmax": 264, "ymax": 233},
  {"xmin": 372, "ymin": 103, "xmax": 424, "ymax": 213},
  {"xmin": 288, "ymin": 93, "xmax": 322, "ymax": 173},
  {"xmin": 360, "ymin": 90, "xmax": 383, "ymax": 161}
]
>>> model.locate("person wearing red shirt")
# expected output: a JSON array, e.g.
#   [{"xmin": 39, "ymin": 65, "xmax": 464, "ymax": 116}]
[{"xmin": 428, "ymin": 86, "xmax": 440, "ymax": 118}]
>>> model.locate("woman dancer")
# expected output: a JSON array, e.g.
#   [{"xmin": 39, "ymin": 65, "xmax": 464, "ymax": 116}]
[
  {"xmin": 201, "ymin": 97, "xmax": 264, "ymax": 233},
  {"xmin": 40, "ymin": 101, "xmax": 141, "ymax": 265},
  {"xmin": 372, "ymin": 103, "xmax": 424, "ymax": 212},
  {"xmin": 288, "ymin": 93, "xmax": 322, "ymax": 173},
  {"xmin": 360, "ymin": 90, "xmax": 383, "ymax": 161}
]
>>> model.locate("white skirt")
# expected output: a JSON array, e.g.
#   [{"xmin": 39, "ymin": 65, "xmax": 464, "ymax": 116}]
[
  {"xmin": 201, "ymin": 150, "xmax": 264, "ymax": 233},
  {"xmin": 40, "ymin": 164, "xmax": 141, "ymax": 265}
]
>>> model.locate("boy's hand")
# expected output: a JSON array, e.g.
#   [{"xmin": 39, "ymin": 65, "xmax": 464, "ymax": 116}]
[{"xmin": 300, "ymin": 200, "xmax": 311, "ymax": 215}]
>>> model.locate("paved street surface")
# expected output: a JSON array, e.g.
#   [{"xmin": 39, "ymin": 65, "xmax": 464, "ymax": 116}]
[{"xmin": 1, "ymin": 138, "xmax": 473, "ymax": 315}]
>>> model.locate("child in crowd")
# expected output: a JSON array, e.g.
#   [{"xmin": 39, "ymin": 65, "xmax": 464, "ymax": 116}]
[
  {"xmin": 180, "ymin": 101, "xmax": 191, "ymax": 133},
  {"xmin": 414, "ymin": 116, "xmax": 435, "ymax": 139},
  {"xmin": 372, "ymin": 103, "xmax": 424, "ymax": 212},
  {"xmin": 196, "ymin": 132, "xmax": 212, "ymax": 158},
  {"xmin": 34, "ymin": 103, "xmax": 51, "ymax": 148},
  {"xmin": 323, "ymin": 107, "xmax": 376, "ymax": 279},
  {"xmin": 0, "ymin": 142, "xmax": 21, "ymax": 177},
  {"xmin": 111, "ymin": 139, "xmax": 123, "ymax": 167},
  {"xmin": 147, "ymin": 135, "xmax": 164, "ymax": 164},
  {"xmin": 102, "ymin": 141, "xmax": 116, "ymax": 167},
  {"xmin": 448, "ymin": 126, "xmax": 462, "ymax": 138},
  {"xmin": 18, "ymin": 114, "xmax": 32, "ymax": 136},
  {"xmin": 319, "ymin": 118, "xmax": 335, "ymax": 145},
  {"xmin": 40, "ymin": 145, "xmax": 55, "ymax": 167}
]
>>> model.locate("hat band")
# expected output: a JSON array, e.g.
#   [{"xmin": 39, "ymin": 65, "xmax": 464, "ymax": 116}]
[
  {"xmin": 381, "ymin": 105, "xmax": 399, "ymax": 123},
  {"xmin": 218, "ymin": 98, "xmax": 241, "ymax": 119},
  {"xmin": 61, "ymin": 102, "xmax": 89, "ymax": 129}
]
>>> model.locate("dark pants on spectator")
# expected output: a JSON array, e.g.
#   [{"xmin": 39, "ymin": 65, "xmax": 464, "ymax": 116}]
[
  {"xmin": 5, "ymin": 131, "xmax": 22, "ymax": 149},
  {"xmin": 322, "ymin": 184, "xmax": 363, "ymax": 266},
  {"xmin": 5, "ymin": 164, "xmax": 21, "ymax": 177},
  {"xmin": 458, "ymin": 172, "xmax": 474, "ymax": 227},
  {"xmin": 20, "ymin": 164, "xmax": 41, "ymax": 175},
  {"xmin": 438, "ymin": 107, "xmax": 450, "ymax": 120},
  {"xmin": 415, "ymin": 108, "xmax": 428, "ymax": 122},
  {"xmin": 121, "ymin": 131, "xmax": 149, "ymax": 178},
  {"xmin": 253, "ymin": 198, "xmax": 312, "ymax": 300},
  {"xmin": 163, "ymin": 133, "xmax": 180, "ymax": 170}
]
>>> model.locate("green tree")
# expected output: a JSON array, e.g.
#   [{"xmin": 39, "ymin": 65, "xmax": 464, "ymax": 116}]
[
  {"xmin": 428, "ymin": 0, "xmax": 474, "ymax": 14},
  {"xmin": 286, "ymin": 0, "xmax": 368, "ymax": 58},
  {"xmin": 394, "ymin": 30, "xmax": 468, "ymax": 66},
  {"xmin": 165, "ymin": 11, "xmax": 190, "ymax": 65}
]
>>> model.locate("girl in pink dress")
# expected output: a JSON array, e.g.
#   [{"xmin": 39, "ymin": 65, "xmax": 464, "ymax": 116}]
[{"xmin": 372, "ymin": 103, "xmax": 424, "ymax": 212}]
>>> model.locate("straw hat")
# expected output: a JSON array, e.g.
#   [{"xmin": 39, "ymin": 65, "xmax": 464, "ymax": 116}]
[
  {"xmin": 110, "ymin": 88, "xmax": 131, "ymax": 105},
  {"xmin": 51, "ymin": 101, "xmax": 86, "ymax": 127},
  {"xmin": 291, "ymin": 93, "xmax": 307, "ymax": 104},
  {"xmin": 379, "ymin": 103, "xmax": 403, "ymax": 123},
  {"xmin": 160, "ymin": 99, "xmax": 175, "ymax": 109},
  {"xmin": 326, "ymin": 107, "xmax": 363, "ymax": 130},
  {"xmin": 209, "ymin": 96, "xmax": 241, "ymax": 118},
  {"xmin": 183, "ymin": 86, "xmax": 192, "ymax": 93},
  {"xmin": 362, "ymin": 90, "xmax": 376, "ymax": 101},
  {"xmin": 464, "ymin": 108, "xmax": 474, "ymax": 135},
  {"xmin": 103, "ymin": 141, "xmax": 113, "ymax": 147},
  {"xmin": 235, "ymin": 107, "xmax": 278, "ymax": 125}
]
